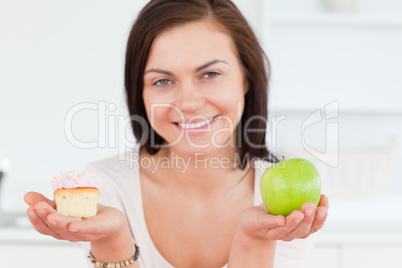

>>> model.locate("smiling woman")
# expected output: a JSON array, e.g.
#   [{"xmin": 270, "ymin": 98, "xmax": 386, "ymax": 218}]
[
  {"xmin": 125, "ymin": 0, "xmax": 276, "ymax": 163},
  {"xmin": 142, "ymin": 20, "xmax": 247, "ymax": 155},
  {"xmin": 24, "ymin": 1, "xmax": 329, "ymax": 268}
]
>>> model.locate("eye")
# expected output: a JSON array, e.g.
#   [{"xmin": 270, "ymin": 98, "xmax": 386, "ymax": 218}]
[
  {"xmin": 153, "ymin": 79, "xmax": 172, "ymax": 87},
  {"xmin": 202, "ymin": 71, "xmax": 220, "ymax": 79}
]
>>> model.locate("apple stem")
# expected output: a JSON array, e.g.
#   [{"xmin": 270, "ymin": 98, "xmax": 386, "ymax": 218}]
[{"xmin": 282, "ymin": 156, "xmax": 285, "ymax": 162}]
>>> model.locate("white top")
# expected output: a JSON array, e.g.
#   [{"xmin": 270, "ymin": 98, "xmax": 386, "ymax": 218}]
[{"xmin": 83, "ymin": 148, "xmax": 314, "ymax": 268}]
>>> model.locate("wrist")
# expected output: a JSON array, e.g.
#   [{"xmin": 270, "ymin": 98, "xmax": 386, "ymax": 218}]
[
  {"xmin": 228, "ymin": 226, "xmax": 276, "ymax": 268},
  {"xmin": 90, "ymin": 222, "xmax": 135, "ymax": 263},
  {"xmin": 234, "ymin": 227, "xmax": 276, "ymax": 252}
]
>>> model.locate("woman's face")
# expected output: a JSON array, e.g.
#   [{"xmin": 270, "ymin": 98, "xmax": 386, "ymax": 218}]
[{"xmin": 143, "ymin": 20, "xmax": 247, "ymax": 156}]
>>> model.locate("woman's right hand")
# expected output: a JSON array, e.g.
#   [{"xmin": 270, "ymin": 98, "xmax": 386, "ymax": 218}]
[
  {"xmin": 25, "ymin": 192, "xmax": 138, "ymax": 266},
  {"xmin": 24, "ymin": 191, "xmax": 125, "ymax": 242}
]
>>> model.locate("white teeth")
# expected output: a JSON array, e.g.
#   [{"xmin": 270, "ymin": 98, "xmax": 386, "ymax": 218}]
[{"xmin": 178, "ymin": 117, "xmax": 214, "ymax": 129}]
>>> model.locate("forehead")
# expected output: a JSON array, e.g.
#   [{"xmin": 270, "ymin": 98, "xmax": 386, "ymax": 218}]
[{"xmin": 146, "ymin": 20, "xmax": 239, "ymax": 68}]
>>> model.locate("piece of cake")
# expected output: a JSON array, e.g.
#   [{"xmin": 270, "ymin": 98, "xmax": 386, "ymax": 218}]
[{"xmin": 52, "ymin": 170, "xmax": 102, "ymax": 218}]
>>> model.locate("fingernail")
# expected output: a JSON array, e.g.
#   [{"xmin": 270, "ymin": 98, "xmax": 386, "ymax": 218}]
[
  {"xmin": 70, "ymin": 229, "xmax": 77, "ymax": 233},
  {"xmin": 36, "ymin": 209, "xmax": 45, "ymax": 214},
  {"xmin": 49, "ymin": 221, "xmax": 57, "ymax": 225},
  {"xmin": 28, "ymin": 211, "xmax": 37, "ymax": 218},
  {"xmin": 294, "ymin": 218, "xmax": 302, "ymax": 224},
  {"xmin": 317, "ymin": 211, "xmax": 326, "ymax": 219},
  {"xmin": 305, "ymin": 208, "xmax": 314, "ymax": 216}
]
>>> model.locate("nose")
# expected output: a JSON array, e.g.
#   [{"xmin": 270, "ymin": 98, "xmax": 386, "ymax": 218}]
[{"xmin": 176, "ymin": 81, "xmax": 205, "ymax": 113}]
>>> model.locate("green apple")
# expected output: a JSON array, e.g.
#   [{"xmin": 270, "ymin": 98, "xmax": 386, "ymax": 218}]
[{"xmin": 260, "ymin": 158, "xmax": 321, "ymax": 216}]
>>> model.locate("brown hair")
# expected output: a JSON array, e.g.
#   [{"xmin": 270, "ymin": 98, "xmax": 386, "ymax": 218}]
[{"xmin": 125, "ymin": 0, "xmax": 278, "ymax": 167}]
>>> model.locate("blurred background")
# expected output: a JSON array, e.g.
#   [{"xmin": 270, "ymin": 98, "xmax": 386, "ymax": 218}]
[{"xmin": 1, "ymin": 0, "xmax": 401, "ymax": 267}]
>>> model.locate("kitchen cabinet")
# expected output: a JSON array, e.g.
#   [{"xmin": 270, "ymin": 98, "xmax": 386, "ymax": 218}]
[
  {"xmin": 0, "ymin": 244, "xmax": 87, "ymax": 268},
  {"xmin": 2, "ymin": 242, "xmax": 401, "ymax": 268},
  {"xmin": 0, "ymin": 226, "xmax": 88, "ymax": 267},
  {"xmin": 307, "ymin": 244, "xmax": 402, "ymax": 268},
  {"xmin": 270, "ymin": 12, "xmax": 402, "ymax": 25},
  {"xmin": 342, "ymin": 245, "xmax": 402, "ymax": 268},
  {"xmin": 306, "ymin": 193, "xmax": 402, "ymax": 268},
  {"xmin": 261, "ymin": 0, "xmax": 402, "ymax": 112},
  {"xmin": 2, "ymin": 216, "xmax": 402, "ymax": 268},
  {"xmin": 307, "ymin": 246, "xmax": 339, "ymax": 268}
]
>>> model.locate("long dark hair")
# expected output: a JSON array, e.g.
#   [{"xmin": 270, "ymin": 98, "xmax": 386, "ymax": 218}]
[{"xmin": 125, "ymin": 0, "xmax": 278, "ymax": 167}]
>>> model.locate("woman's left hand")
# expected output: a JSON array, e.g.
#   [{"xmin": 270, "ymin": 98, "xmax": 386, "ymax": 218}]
[{"xmin": 238, "ymin": 194, "xmax": 329, "ymax": 242}]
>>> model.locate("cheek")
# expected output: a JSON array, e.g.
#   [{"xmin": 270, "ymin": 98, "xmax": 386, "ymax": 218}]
[
  {"xmin": 208, "ymin": 99, "xmax": 245, "ymax": 133},
  {"xmin": 209, "ymin": 87, "xmax": 245, "ymax": 116},
  {"xmin": 143, "ymin": 91, "xmax": 166, "ymax": 126},
  {"xmin": 213, "ymin": 77, "xmax": 246, "ymax": 101},
  {"xmin": 143, "ymin": 89, "xmax": 177, "ymax": 116},
  {"xmin": 144, "ymin": 106, "xmax": 171, "ymax": 129}
]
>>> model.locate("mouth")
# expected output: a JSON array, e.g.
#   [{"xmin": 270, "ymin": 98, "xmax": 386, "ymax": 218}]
[{"xmin": 174, "ymin": 115, "xmax": 219, "ymax": 130}]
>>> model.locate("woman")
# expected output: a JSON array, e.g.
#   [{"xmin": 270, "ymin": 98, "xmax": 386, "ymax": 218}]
[{"xmin": 25, "ymin": 0, "xmax": 329, "ymax": 267}]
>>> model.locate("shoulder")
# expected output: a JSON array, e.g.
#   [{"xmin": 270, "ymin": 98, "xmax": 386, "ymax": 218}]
[
  {"xmin": 86, "ymin": 148, "xmax": 140, "ymax": 176},
  {"xmin": 84, "ymin": 149, "xmax": 141, "ymax": 209},
  {"xmin": 85, "ymin": 148, "xmax": 141, "ymax": 192}
]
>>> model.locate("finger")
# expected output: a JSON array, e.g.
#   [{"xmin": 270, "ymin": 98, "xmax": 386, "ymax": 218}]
[
  {"xmin": 281, "ymin": 203, "xmax": 317, "ymax": 240},
  {"xmin": 45, "ymin": 214, "xmax": 83, "ymax": 242},
  {"xmin": 24, "ymin": 192, "xmax": 55, "ymax": 208},
  {"xmin": 33, "ymin": 202, "xmax": 86, "ymax": 242},
  {"xmin": 255, "ymin": 203, "xmax": 284, "ymax": 226},
  {"xmin": 67, "ymin": 218, "xmax": 107, "ymax": 241},
  {"xmin": 46, "ymin": 211, "xmax": 82, "ymax": 229},
  {"xmin": 316, "ymin": 205, "xmax": 328, "ymax": 222},
  {"xmin": 69, "ymin": 205, "xmax": 117, "ymax": 234},
  {"xmin": 34, "ymin": 200, "xmax": 57, "ymax": 217},
  {"xmin": 28, "ymin": 207, "xmax": 81, "ymax": 242},
  {"xmin": 34, "ymin": 200, "xmax": 58, "ymax": 230},
  {"xmin": 318, "ymin": 194, "xmax": 329, "ymax": 209},
  {"xmin": 264, "ymin": 210, "xmax": 304, "ymax": 240},
  {"xmin": 258, "ymin": 213, "xmax": 286, "ymax": 230},
  {"xmin": 27, "ymin": 206, "xmax": 63, "ymax": 239},
  {"xmin": 67, "ymin": 205, "xmax": 125, "ymax": 240},
  {"xmin": 304, "ymin": 206, "xmax": 328, "ymax": 237}
]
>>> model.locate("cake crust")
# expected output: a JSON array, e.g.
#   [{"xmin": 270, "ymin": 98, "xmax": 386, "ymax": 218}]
[{"xmin": 54, "ymin": 187, "xmax": 100, "ymax": 218}]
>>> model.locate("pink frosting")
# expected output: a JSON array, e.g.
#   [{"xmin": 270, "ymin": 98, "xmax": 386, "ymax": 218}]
[{"xmin": 52, "ymin": 171, "xmax": 102, "ymax": 191}]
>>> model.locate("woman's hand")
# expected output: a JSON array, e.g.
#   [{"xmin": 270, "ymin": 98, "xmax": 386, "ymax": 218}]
[
  {"xmin": 24, "ymin": 191, "xmax": 125, "ymax": 242},
  {"xmin": 25, "ymin": 192, "xmax": 138, "ymax": 266},
  {"xmin": 238, "ymin": 194, "xmax": 329, "ymax": 242},
  {"xmin": 228, "ymin": 195, "xmax": 328, "ymax": 267}
]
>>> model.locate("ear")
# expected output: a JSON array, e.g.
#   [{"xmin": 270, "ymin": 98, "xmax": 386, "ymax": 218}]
[{"xmin": 243, "ymin": 79, "xmax": 249, "ymax": 94}]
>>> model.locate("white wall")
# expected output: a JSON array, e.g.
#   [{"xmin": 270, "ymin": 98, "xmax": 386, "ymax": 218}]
[
  {"xmin": 0, "ymin": 0, "xmax": 148, "ymax": 211},
  {"xmin": 1, "ymin": 0, "xmax": 401, "ymax": 213},
  {"xmin": 265, "ymin": 0, "xmax": 402, "ymax": 195}
]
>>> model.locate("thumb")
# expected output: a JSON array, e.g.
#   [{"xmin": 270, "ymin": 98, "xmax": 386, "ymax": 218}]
[
  {"xmin": 256, "ymin": 203, "xmax": 286, "ymax": 228},
  {"xmin": 24, "ymin": 191, "xmax": 55, "ymax": 207}
]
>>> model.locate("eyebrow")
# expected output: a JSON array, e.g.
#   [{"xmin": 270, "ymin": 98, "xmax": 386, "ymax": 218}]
[
  {"xmin": 195, "ymin": 59, "xmax": 228, "ymax": 72},
  {"xmin": 144, "ymin": 59, "xmax": 228, "ymax": 76}
]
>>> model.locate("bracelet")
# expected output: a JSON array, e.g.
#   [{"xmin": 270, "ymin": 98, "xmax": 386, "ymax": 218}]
[{"xmin": 88, "ymin": 243, "xmax": 140, "ymax": 268}]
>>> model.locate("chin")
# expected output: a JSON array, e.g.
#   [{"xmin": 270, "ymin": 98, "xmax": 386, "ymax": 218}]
[{"xmin": 173, "ymin": 138, "xmax": 236, "ymax": 156}]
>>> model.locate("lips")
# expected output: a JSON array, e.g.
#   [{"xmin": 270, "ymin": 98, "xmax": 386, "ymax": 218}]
[{"xmin": 174, "ymin": 115, "xmax": 218, "ymax": 130}]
